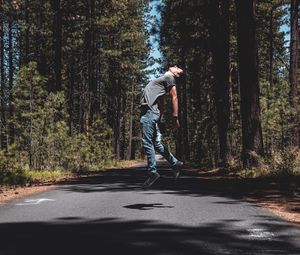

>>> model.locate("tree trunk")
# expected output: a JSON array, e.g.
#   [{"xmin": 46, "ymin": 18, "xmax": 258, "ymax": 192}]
[
  {"xmin": 24, "ymin": 0, "xmax": 29, "ymax": 64},
  {"xmin": 51, "ymin": 0, "xmax": 62, "ymax": 92},
  {"xmin": 211, "ymin": 0, "xmax": 232, "ymax": 166},
  {"xmin": 176, "ymin": 81, "xmax": 183, "ymax": 159},
  {"xmin": 176, "ymin": 1, "xmax": 190, "ymax": 161},
  {"xmin": 0, "ymin": 1, "xmax": 5, "ymax": 149},
  {"xmin": 235, "ymin": 0, "xmax": 264, "ymax": 168},
  {"xmin": 266, "ymin": 10, "xmax": 274, "ymax": 152},
  {"xmin": 37, "ymin": 7, "xmax": 47, "ymax": 77},
  {"xmin": 29, "ymin": 80, "xmax": 33, "ymax": 168},
  {"xmin": 126, "ymin": 84, "xmax": 134, "ymax": 160},
  {"xmin": 131, "ymin": 117, "xmax": 137, "ymax": 160},
  {"xmin": 8, "ymin": 15, "xmax": 14, "ymax": 145},
  {"xmin": 67, "ymin": 56, "xmax": 75, "ymax": 136},
  {"xmin": 88, "ymin": 0, "xmax": 96, "ymax": 125},
  {"xmin": 114, "ymin": 95, "xmax": 121, "ymax": 161},
  {"xmin": 289, "ymin": 0, "xmax": 299, "ymax": 147},
  {"xmin": 180, "ymin": 55, "xmax": 190, "ymax": 161}
]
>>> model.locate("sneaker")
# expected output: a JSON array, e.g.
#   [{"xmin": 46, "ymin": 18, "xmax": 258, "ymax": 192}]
[
  {"xmin": 142, "ymin": 172, "xmax": 160, "ymax": 189},
  {"xmin": 173, "ymin": 161, "xmax": 183, "ymax": 179}
]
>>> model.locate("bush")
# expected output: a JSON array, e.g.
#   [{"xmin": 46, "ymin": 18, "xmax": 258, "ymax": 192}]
[
  {"xmin": 0, "ymin": 62, "xmax": 115, "ymax": 184},
  {"xmin": 63, "ymin": 121, "xmax": 113, "ymax": 173},
  {"xmin": 254, "ymin": 147, "xmax": 300, "ymax": 177}
]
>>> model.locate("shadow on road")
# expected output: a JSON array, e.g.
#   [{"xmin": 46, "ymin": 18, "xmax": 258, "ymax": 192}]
[
  {"xmin": 0, "ymin": 217, "xmax": 299, "ymax": 255},
  {"xmin": 123, "ymin": 203, "xmax": 174, "ymax": 210},
  {"xmin": 58, "ymin": 160, "xmax": 300, "ymax": 204},
  {"xmin": 1, "ymin": 161, "xmax": 300, "ymax": 254}
]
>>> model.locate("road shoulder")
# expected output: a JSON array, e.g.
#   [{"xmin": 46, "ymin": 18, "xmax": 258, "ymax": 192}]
[{"xmin": 1, "ymin": 166, "xmax": 299, "ymax": 228}]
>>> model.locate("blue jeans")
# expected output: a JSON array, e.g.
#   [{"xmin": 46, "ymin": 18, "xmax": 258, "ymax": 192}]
[{"xmin": 140, "ymin": 108, "xmax": 178, "ymax": 173}]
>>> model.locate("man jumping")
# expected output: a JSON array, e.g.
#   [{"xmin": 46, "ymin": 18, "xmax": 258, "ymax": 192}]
[{"xmin": 139, "ymin": 66, "xmax": 184, "ymax": 189}]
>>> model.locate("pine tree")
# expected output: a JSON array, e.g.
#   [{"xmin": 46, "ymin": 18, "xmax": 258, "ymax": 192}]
[{"xmin": 235, "ymin": 0, "xmax": 264, "ymax": 167}]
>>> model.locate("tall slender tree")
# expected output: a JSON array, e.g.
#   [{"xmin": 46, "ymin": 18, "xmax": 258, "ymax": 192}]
[
  {"xmin": 8, "ymin": 8, "xmax": 14, "ymax": 144},
  {"xmin": 210, "ymin": 0, "xmax": 232, "ymax": 166},
  {"xmin": 289, "ymin": 0, "xmax": 299, "ymax": 147},
  {"xmin": 0, "ymin": 0, "xmax": 5, "ymax": 149},
  {"xmin": 235, "ymin": 0, "xmax": 264, "ymax": 167},
  {"xmin": 51, "ymin": 0, "xmax": 62, "ymax": 92}
]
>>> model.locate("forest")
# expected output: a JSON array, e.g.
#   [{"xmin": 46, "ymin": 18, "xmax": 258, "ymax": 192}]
[{"xmin": 0, "ymin": 0, "xmax": 299, "ymax": 184}]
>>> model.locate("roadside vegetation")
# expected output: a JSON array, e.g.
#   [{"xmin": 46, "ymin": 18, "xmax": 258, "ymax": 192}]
[
  {"xmin": 0, "ymin": 158, "xmax": 141, "ymax": 186},
  {"xmin": 0, "ymin": 1, "xmax": 300, "ymax": 192},
  {"xmin": 236, "ymin": 148, "xmax": 300, "ymax": 178}
]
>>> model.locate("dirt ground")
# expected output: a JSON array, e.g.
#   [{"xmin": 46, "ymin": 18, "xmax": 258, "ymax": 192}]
[
  {"xmin": 250, "ymin": 195, "xmax": 300, "ymax": 226},
  {"xmin": 0, "ymin": 167, "xmax": 299, "ymax": 228},
  {"xmin": 194, "ymin": 168, "xmax": 300, "ymax": 227},
  {"xmin": 0, "ymin": 184, "xmax": 57, "ymax": 204},
  {"xmin": 244, "ymin": 185, "xmax": 300, "ymax": 226}
]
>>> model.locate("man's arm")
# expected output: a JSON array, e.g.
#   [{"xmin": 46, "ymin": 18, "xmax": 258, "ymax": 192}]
[
  {"xmin": 169, "ymin": 85, "xmax": 180, "ymax": 130},
  {"xmin": 169, "ymin": 85, "xmax": 178, "ymax": 117}
]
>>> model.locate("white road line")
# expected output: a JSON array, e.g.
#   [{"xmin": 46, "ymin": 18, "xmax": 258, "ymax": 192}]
[{"xmin": 16, "ymin": 198, "xmax": 55, "ymax": 205}]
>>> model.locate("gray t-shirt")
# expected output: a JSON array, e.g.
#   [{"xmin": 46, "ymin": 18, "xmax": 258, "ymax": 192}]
[{"xmin": 140, "ymin": 73, "xmax": 176, "ymax": 115}]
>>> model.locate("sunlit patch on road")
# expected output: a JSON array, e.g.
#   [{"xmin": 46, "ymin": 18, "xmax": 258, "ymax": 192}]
[{"xmin": 246, "ymin": 228, "xmax": 275, "ymax": 240}]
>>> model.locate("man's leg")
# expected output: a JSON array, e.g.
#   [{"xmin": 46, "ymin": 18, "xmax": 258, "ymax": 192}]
[
  {"xmin": 140, "ymin": 113, "xmax": 157, "ymax": 173},
  {"xmin": 154, "ymin": 122, "xmax": 178, "ymax": 167},
  {"xmin": 154, "ymin": 123, "xmax": 183, "ymax": 178},
  {"xmin": 140, "ymin": 111, "xmax": 160, "ymax": 188}
]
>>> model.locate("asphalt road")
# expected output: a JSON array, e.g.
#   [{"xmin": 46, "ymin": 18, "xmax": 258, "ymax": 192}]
[{"xmin": 0, "ymin": 159, "xmax": 300, "ymax": 255}]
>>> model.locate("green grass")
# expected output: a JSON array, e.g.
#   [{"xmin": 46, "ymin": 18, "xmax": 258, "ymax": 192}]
[
  {"xmin": 0, "ymin": 169, "xmax": 70, "ymax": 186},
  {"xmin": 0, "ymin": 159, "xmax": 142, "ymax": 186},
  {"xmin": 108, "ymin": 159, "xmax": 143, "ymax": 169}
]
